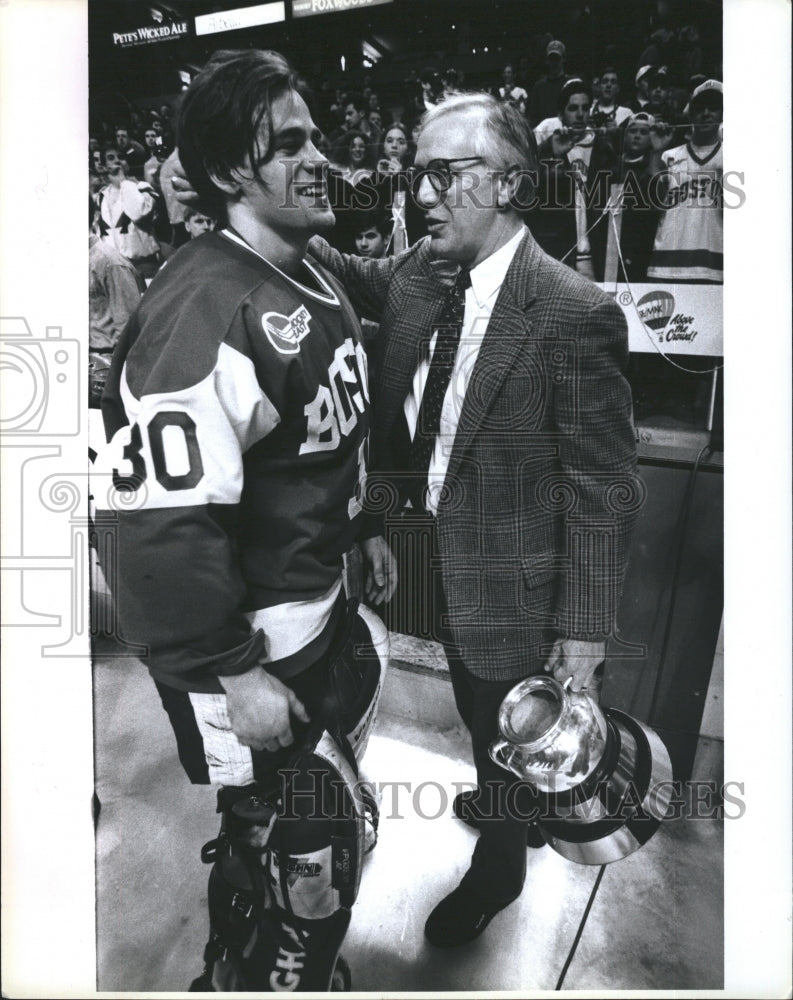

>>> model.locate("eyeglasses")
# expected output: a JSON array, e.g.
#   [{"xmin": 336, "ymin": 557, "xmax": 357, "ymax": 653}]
[{"xmin": 406, "ymin": 156, "xmax": 483, "ymax": 199}]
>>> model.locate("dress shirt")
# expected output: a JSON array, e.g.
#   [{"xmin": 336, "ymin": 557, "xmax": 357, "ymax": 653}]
[{"xmin": 404, "ymin": 226, "xmax": 528, "ymax": 515}]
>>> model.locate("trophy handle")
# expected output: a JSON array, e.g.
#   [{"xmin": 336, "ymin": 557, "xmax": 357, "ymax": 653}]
[{"xmin": 489, "ymin": 738, "xmax": 516, "ymax": 773}]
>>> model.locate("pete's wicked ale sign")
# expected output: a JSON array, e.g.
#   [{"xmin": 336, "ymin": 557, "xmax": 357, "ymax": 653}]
[{"xmin": 112, "ymin": 19, "xmax": 189, "ymax": 47}]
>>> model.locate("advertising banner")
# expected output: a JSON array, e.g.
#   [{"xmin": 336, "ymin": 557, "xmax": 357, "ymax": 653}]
[
  {"xmin": 292, "ymin": 0, "xmax": 394, "ymax": 18},
  {"xmin": 194, "ymin": 3, "xmax": 286, "ymax": 36},
  {"xmin": 112, "ymin": 16, "xmax": 190, "ymax": 48},
  {"xmin": 599, "ymin": 283, "xmax": 723, "ymax": 356}
]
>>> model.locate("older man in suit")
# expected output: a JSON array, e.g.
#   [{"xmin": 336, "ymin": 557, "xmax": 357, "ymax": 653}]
[{"xmin": 309, "ymin": 91, "xmax": 639, "ymax": 949}]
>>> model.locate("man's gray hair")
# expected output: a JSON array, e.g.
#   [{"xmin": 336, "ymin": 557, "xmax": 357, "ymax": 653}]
[{"xmin": 419, "ymin": 92, "xmax": 537, "ymax": 207}]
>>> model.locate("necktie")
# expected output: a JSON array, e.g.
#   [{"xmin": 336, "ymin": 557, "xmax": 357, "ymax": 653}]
[{"xmin": 409, "ymin": 268, "xmax": 471, "ymax": 487}]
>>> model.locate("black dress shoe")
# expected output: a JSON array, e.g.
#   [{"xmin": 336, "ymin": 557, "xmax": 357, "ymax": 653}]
[
  {"xmin": 424, "ymin": 880, "xmax": 517, "ymax": 948},
  {"xmin": 453, "ymin": 789, "xmax": 547, "ymax": 848}
]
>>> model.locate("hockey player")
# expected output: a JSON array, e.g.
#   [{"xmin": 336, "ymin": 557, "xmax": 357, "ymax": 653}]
[{"xmin": 97, "ymin": 49, "xmax": 395, "ymax": 991}]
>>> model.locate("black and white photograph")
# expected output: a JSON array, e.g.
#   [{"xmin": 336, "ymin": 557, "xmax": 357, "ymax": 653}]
[{"xmin": 0, "ymin": 0, "xmax": 790, "ymax": 996}]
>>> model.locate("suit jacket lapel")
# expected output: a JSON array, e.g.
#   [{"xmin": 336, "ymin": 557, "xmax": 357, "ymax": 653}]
[
  {"xmin": 377, "ymin": 273, "xmax": 446, "ymax": 434},
  {"xmin": 446, "ymin": 232, "xmax": 542, "ymax": 481}
]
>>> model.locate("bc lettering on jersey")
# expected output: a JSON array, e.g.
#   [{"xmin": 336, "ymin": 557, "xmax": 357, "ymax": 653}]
[
  {"xmin": 300, "ymin": 336, "xmax": 370, "ymax": 520},
  {"xmin": 300, "ymin": 338, "xmax": 369, "ymax": 455}
]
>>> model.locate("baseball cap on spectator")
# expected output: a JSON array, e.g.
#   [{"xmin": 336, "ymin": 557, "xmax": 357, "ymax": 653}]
[
  {"xmin": 635, "ymin": 65, "xmax": 654, "ymax": 86},
  {"xmin": 688, "ymin": 79, "xmax": 723, "ymax": 113},
  {"xmin": 691, "ymin": 79, "xmax": 722, "ymax": 101},
  {"xmin": 546, "ymin": 40, "xmax": 566, "ymax": 58},
  {"xmin": 557, "ymin": 77, "xmax": 591, "ymax": 112},
  {"xmin": 648, "ymin": 66, "xmax": 669, "ymax": 83},
  {"xmin": 626, "ymin": 111, "xmax": 656, "ymax": 127}
]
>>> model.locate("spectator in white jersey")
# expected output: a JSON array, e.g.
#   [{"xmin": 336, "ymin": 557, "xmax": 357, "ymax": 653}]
[
  {"xmin": 648, "ymin": 79, "xmax": 723, "ymax": 283},
  {"xmin": 496, "ymin": 63, "xmax": 528, "ymax": 116},
  {"xmin": 96, "ymin": 152, "xmax": 163, "ymax": 282},
  {"xmin": 89, "ymin": 194, "xmax": 144, "ymax": 405}
]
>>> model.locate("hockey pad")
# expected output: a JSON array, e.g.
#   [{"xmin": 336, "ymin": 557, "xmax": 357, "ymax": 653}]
[
  {"xmin": 191, "ymin": 787, "xmax": 279, "ymax": 991},
  {"xmin": 243, "ymin": 904, "xmax": 351, "ymax": 992},
  {"xmin": 304, "ymin": 598, "xmax": 388, "ymax": 856},
  {"xmin": 229, "ymin": 727, "xmax": 365, "ymax": 991},
  {"xmin": 323, "ymin": 599, "xmax": 389, "ymax": 763},
  {"xmin": 196, "ymin": 885, "xmax": 351, "ymax": 993},
  {"xmin": 198, "ymin": 733, "xmax": 365, "ymax": 991},
  {"xmin": 270, "ymin": 728, "xmax": 369, "ymax": 918},
  {"xmin": 192, "ymin": 602, "xmax": 388, "ymax": 991}
]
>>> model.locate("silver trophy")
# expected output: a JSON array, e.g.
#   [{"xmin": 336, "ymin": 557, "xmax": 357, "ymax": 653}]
[{"xmin": 489, "ymin": 675, "xmax": 674, "ymax": 864}]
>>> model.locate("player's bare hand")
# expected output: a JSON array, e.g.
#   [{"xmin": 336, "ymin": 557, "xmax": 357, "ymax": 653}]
[
  {"xmin": 543, "ymin": 638, "xmax": 606, "ymax": 693},
  {"xmin": 219, "ymin": 667, "xmax": 309, "ymax": 751},
  {"xmin": 360, "ymin": 535, "xmax": 398, "ymax": 606}
]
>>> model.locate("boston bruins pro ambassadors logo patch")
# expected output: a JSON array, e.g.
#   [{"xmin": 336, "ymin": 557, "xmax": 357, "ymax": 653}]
[{"xmin": 262, "ymin": 304, "xmax": 312, "ymax": 355}]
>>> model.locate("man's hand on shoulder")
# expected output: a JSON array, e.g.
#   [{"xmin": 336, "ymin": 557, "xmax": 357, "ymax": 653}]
[
  {"xmin": 543, "ymin": 637, "xmax": 606, "ymax": 692},
  {"xmin": 168, "ymin": 153, "xmax": 201, "ymax": 205},
  {"xmin": 308, "ymin": 234, "xmax": 331, "ymax": 256},
  {"xmin": 219, "ymin": 666, "xmax": 309, "ymax": 751}
]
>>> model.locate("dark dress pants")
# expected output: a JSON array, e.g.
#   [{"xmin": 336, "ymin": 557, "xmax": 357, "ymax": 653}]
[{"xmin": 427, "ymin": 523, "xmax": 551, "ymax": 907}]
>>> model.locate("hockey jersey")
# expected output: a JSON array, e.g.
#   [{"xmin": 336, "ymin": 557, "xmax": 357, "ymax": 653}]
[
  {"xmin": 647, "ymin": 141, "xmax": 723, "ymax": 282},
  {"xmin": 98, "ymin": 230, "xmax": 370, "ymax": 693}
]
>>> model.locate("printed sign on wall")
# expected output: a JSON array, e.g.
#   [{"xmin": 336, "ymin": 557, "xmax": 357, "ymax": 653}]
[
  {"xmin": 292, "ymin": 0, "xmax": 393, "ymax": 17},
  {"xmin": 600, "ymin": 283, "xmax": 723, "ymax": 356},
  {"xmin": 112, "ymin": 18, "xmax": 190, "ymax": 47}
]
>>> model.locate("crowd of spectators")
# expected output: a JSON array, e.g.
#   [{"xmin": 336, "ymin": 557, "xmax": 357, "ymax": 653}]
[
  {"xmin": 304, "ymin": 23, "xmax": 724, "ymax": 286},
  {"xmin": 88, "ymin": 17, "xmax": 723, "ymax": 386},
  {"xmin": 89, "ymin": 101, "xmax": 216, "ymax": 401}
]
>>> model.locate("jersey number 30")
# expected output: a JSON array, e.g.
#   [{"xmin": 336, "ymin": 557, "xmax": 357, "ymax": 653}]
[{"xmin": 113, "ymin": 412, "xmax": 204, "ymax": 492}]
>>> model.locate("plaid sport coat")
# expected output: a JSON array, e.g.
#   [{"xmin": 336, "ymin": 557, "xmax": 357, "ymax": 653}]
[{"xmin": 309, "ymin": 228, "xmax": 640, "ymax": 682}]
